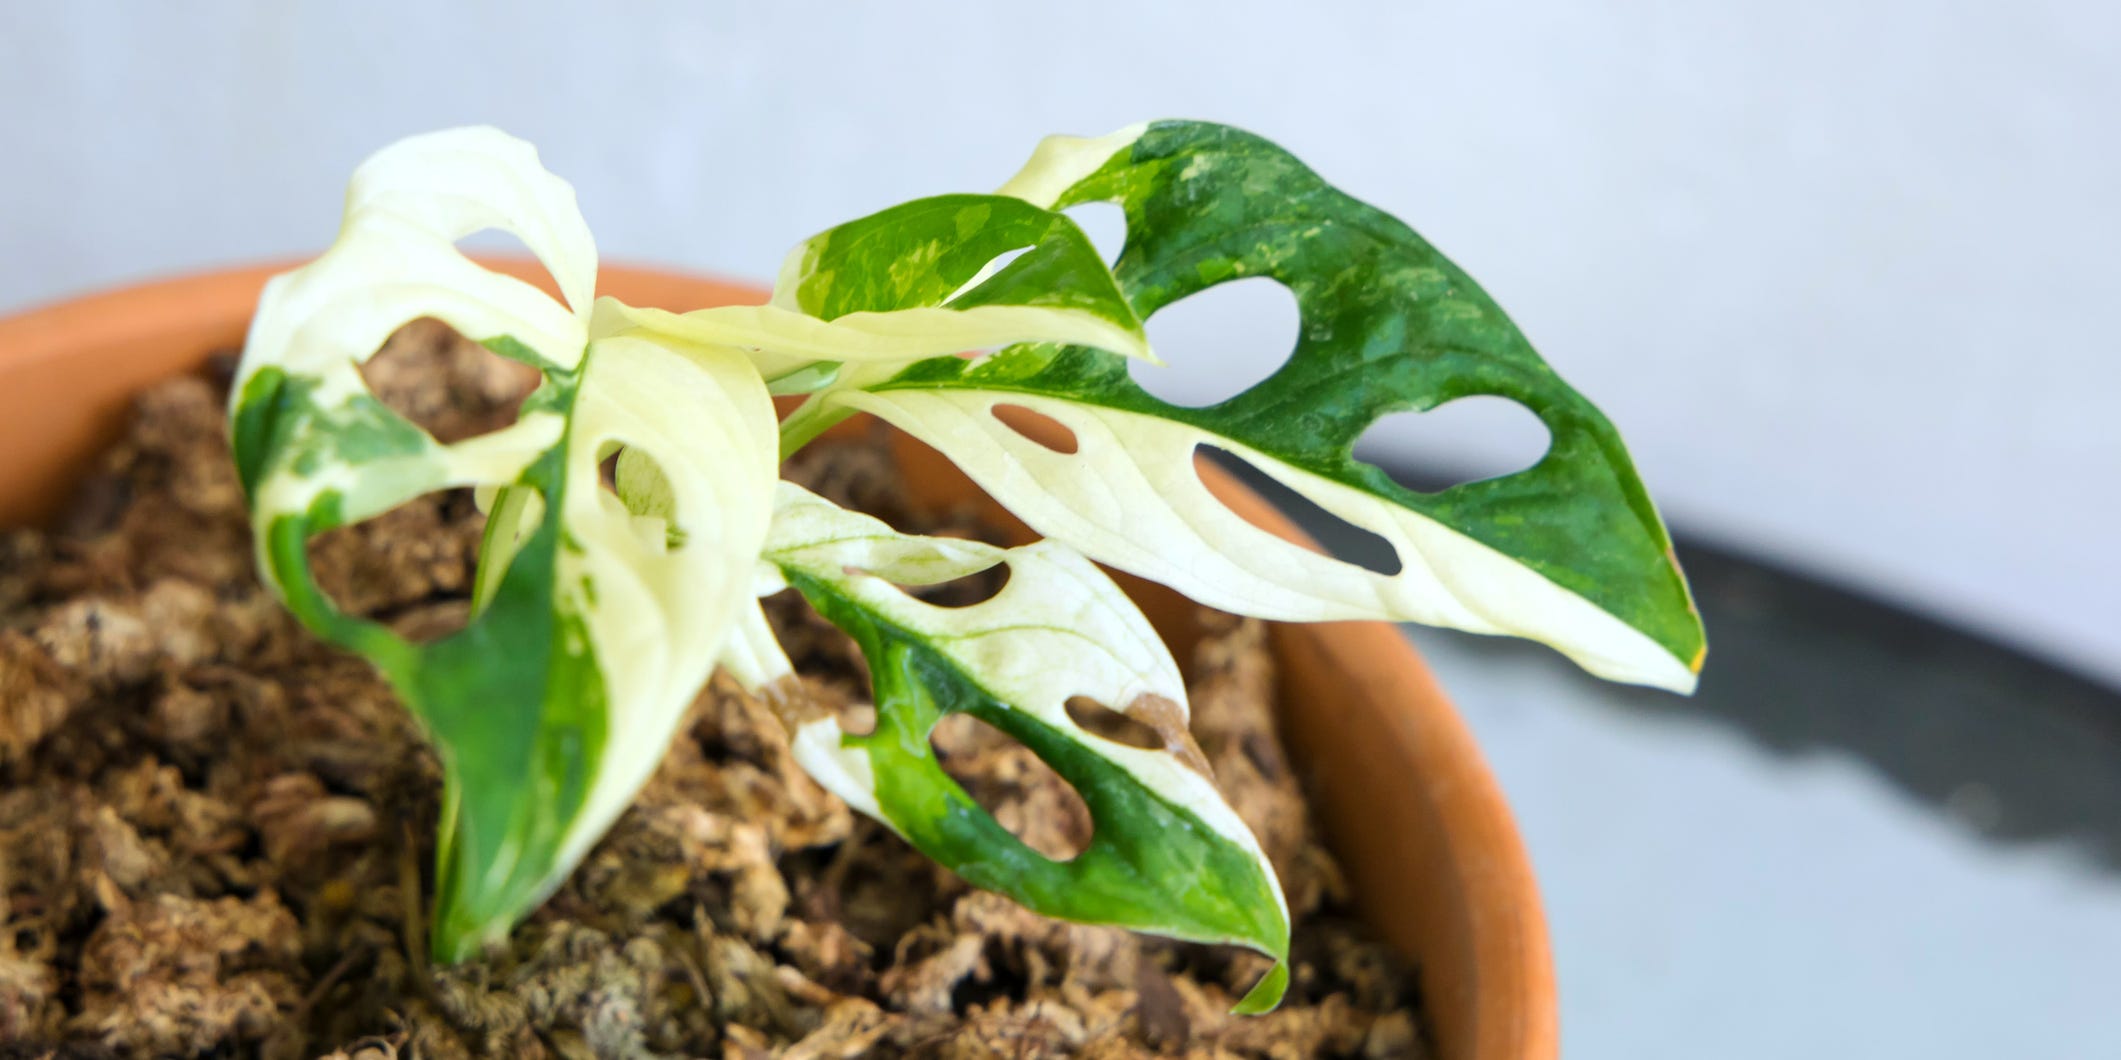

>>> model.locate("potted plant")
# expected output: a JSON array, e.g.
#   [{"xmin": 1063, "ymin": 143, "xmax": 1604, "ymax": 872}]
[{"xmin": 0, "ymin": 121, "xmax": 1701, "ymax": 1058}]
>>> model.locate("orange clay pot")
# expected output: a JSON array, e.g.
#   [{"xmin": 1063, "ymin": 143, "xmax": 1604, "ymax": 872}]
[{"xmin": 0, "ymin": 263, "xmax": 1557, "ymax": 1060}]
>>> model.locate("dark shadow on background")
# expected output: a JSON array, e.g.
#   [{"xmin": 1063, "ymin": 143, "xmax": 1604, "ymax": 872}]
[{"xmin": 1220, "ymin": 452, "xmax": 2121, "ymax": 871}]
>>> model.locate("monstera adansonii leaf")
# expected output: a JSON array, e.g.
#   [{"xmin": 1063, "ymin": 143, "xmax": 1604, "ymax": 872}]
[
  {"xmin": 587, "ymin": 190, "xmax": 1152, "ymax": 452},
  {"xmin": 228, "ymin": 117, "xmax": 1700, "ymax": 1016},
  {"xmin": 229, "ymin": 127, "xmax": 778, "ymax": 959},
  {"xmin": 800, "ymin": 121, "xmax": 1705, "ymax": 692},
  {"xmin": 727, "ymin": 483, "xmax": 1291, "ymax": 1011}
]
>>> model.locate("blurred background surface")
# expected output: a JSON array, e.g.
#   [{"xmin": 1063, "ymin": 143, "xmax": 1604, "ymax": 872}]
[{"xmin": 3, "ymin": 3, "xmax": 2115, "ymax": 1056}]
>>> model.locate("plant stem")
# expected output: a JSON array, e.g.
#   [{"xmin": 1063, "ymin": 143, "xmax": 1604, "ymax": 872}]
[{"xmin": 778, "ymin": 397, "xmax": 856, "ymax": 460}]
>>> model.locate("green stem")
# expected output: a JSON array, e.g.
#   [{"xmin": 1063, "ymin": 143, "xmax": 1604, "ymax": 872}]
[{"xmin": 778, "ymin": 396, "xmax": 857, "ymax": 460}]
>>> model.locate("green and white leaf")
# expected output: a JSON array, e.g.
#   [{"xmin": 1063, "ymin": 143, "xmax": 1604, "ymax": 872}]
[
  {"xmin": 229, "ymin": 127, "xmax": 778, "ymax": 960},
  {"xmin": 814, "ymin": 120, "xmax": 1705, "ymax": 692},
  {"xmin": 743, "ymin": 483, "xmax": 1291, "ymax": 1012},
  {"xmin": 590, "ymin": 192, "xmax": 1150, "ymax": 383}
]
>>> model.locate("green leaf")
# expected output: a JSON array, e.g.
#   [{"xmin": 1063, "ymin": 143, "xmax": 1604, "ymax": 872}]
[
  {"xmin": 588, "ymin": 192, "xmax": 1149, "ymax": 382},
  {"xmin": 742, "ymin": 484, "xmax": 1290, "ymax": 1011},
  {"xmin": 231, "ymin": 127, "xmax": 778, "ymax": 960},
  {"xmin": 828, "ymin": 120, "xmax": 1705, "ymax": 692}
]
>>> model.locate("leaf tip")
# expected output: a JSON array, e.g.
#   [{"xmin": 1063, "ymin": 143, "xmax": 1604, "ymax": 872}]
[{"xmin": 1232, "ymin": 959, "xmax": 1290, "ymax": 1014}]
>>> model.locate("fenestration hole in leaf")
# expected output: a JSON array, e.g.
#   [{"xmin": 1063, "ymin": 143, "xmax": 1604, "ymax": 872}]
[
  {"xmin": 755, "ymin": 588, "xmax": 878, "ymax": 735},
  {"xmin": 1064, "ymin": 695, "xmax": 1163, "ymax": 752},
  {"xmin": 304, "ymin": 488, "xmax": 490, "ymax": 641},
  {"xmin": 931, "ymin": 712, "xmax": 1093, "ymax": 862},
  {"xmin": 455, "ymin": 226, "xmax": 569, "ymax": 312},
  {"xmin": 902, "ymin": 559, "xmax": 1009, "ymax": 609},
  {"xmin": 945, "ymin": 245, "xmax": 1031, "ymax": 305},
  {"xmin": 990, "ymin": 403, "xmax": 1078, "ymax": 454},
  {"xmin": 1354, "ymin": 397, "xmax": 1552, "ymax": 492},
  {"xmin": 1129, "ymin": 277, "xmax": 1301, "ymax": 408},
  {"xmin": 1061, "ymin": 202, "xmax": 1127, "ymax": 267},
  {"xmin": 357, "ymin": 318, "xmax": 539, "ymax": 444},
  {"xmin": 833, "ymin": 700, "xmax": 879, "ymax": 738},
  {"xmin": 606, "ymin": 444, "xmax": 688, "ymax": 550},
  {"xmin": 1195, "ymin": 444, "xmax": 1404, "ymax": 577}
]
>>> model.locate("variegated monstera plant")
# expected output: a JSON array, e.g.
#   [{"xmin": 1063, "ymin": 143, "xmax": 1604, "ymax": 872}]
[{"xmin": 228, "ymin": 122, "xmax": 1704, "ymax": 1012}]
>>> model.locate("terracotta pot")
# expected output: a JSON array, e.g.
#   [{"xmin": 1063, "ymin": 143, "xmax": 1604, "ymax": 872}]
[{"xmin": 0, "ymin": 263, "xmax": 1556, "ymax": 1060}]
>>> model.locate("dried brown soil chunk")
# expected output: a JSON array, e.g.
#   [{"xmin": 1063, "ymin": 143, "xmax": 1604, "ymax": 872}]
[{"xmin": 0, "ymin": 320, "xmax": 1425, "ymax": 1058}]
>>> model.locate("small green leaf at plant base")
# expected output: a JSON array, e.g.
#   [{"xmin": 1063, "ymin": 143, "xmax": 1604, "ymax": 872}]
[{"xmin": 744, "ymin": 484, "xmax": 1291, "ymax": 1010}]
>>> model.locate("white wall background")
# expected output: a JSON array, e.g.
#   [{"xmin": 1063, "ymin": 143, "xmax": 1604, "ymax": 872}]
[{"xmin": 1, "ymin": 2, "xmax": 2114, "ymax": 684}]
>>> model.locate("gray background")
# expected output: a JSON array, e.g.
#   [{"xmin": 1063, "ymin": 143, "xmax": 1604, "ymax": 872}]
[{"xmin": 4, "ymin": 3, "xmax": 2117, "ymax": 1055}]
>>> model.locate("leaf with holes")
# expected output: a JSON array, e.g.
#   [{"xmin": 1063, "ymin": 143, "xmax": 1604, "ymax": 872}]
[
  {"xmin": 734, "ymin": 483, "xmax": 1292, "ymax": 1011},
  {"xmin": 817, "ymin": 120, "xmax": 1704, "ymax": 691},
  {"xmin": 229, "ymin": 127, "xmax": 778, "ymax": 960},
  {"xmin": 230, "ymin": 116, "xmax": 1707, "ymax": 1021}
]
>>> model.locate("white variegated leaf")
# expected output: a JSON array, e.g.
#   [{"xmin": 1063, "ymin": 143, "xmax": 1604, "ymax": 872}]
[
  {"xmin": 835, "ymin": 388, "xmax": 1695, "ymax": 691},
  {"xmin": 592, "ymin": 295, "xmax": 1150, "ymax": 379},
  {"xmin": 230, "ymin": 126, "xmax": 776, "ymax": 960}
]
